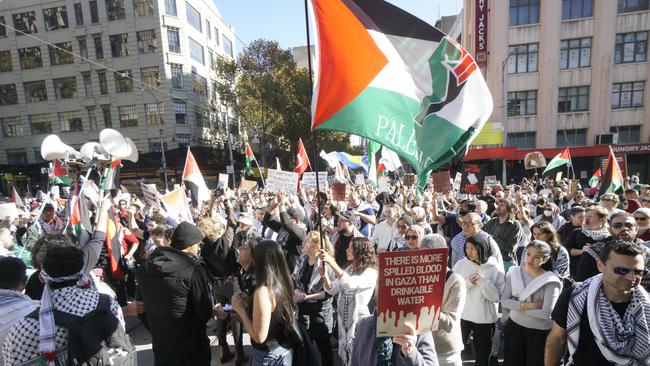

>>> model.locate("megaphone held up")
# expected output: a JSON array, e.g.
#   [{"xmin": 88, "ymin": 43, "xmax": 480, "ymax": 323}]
[
  {"xmin": 41, "ymin": 135, "xmax": 79, "ymax": 161},
  {"xmin": 123, "ymin": 137, "xmax": 139, "ymax": 163},
  {"xmin": 99, "ymin": 129, "xmax": 132, "ymax": 159},
  {"xmin": 80, "ymin": 142, "xmax": 110, "ymax": 162}
]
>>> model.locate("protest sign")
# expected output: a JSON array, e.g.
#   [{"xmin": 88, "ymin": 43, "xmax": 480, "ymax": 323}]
[
  {"xmin": 332, "ymin": 182, "xmax": 347, "ymax": 201},
  {"xmin": 301, "ymin": 171, "xmax": 329, "ymax": 189},
  {"xmin": 459, "ymin": 164, "xmax": 484, "ymax": 194},
  {"xmin": 51, "ymin": 186, "xmax": 60, "ymax": 199},
  {"xmin": 266, "ymin": 169, "xmax": 299, "ymax": 194},
  {"xmin": 377, "ymin": 248, "xmax": 448, "ymax": 337},
  {"xmin": 378, "ymin": 176, "xmax": 390, "ymax": 193},
  {"xmin": 484, "ymin": 175, "xmax": 497, "ymax": 188},
  {"xmin": 218, "ymin": 173, "xmax": 229, "ymax": 188},
  {"xmin": 141, "ymin": 183, "xmax": 160, "ymax": 210},
  {"xmin": 452, "ymin": 172, "xmax": 462, "ymax": 191},
  {"xmin": 114, "ymin": 192, "xmax": 131, "ymax": 207},
  {"xmin": 403, "ymin": 174, "xmax": 416, "ymax": 186},
  {"xmin": 160, "ymin": 188, "xmax": 193, "ymax": 223},
  {"xmin": 241, "ymin": 180, "xmax": 258, "ymax": 191},
  {"xmin": 430, "ymin": 171, "xmax": 451, "ymax": 193},
  {"xmin": 0, "ymin": 203, "xmax": 19, "ymax": 221},
  {"xmin": 355, "ymin": 173, "xmax": 365, "ymax": 186},
  {"xmin": 555, "ymin": 171, "xmax": 563, "ymax": 182}
]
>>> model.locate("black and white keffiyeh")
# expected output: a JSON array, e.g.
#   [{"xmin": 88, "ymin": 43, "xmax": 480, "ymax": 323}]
[{"xmin": 566, "ymin": 274, "xmax": 650, "ymax": 366}]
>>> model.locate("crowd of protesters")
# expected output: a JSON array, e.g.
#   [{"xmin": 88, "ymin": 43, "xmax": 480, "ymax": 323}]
[{"xmin": 1, "ymin": 171, "xmax": 650, "ymax": 366}]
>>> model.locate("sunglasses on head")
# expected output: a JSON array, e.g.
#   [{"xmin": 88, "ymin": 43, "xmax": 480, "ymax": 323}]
[
  {"xmin": 404, "ymin": 235, "xmax": 418, "ymax": 240},
  {"xmin": 607, "ymin": 262, "xmax": 648, "ymax": 277},
  {"xmin": 611, "ymin": 222, "xmax": 636, "ymax": 229}
]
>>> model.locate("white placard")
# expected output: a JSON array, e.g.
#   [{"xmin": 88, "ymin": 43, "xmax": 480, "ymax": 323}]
[
  {"xmin": 266, "ymin": 169, "xmax": 299, "ymax": 194},
  {"xmin": 355, "ymin": 173, "xmax": 365, "ymax": 185},
  {"xmin": 226, "ymin": 165, "xmax": 234, "ymax": 174},
  {"xmin": 0, "ymin": 203, "xmax": 19, "ymax": 221},
  {"xmin": 555, "ymin": 172, "xmax": 563, "ymax": 182},
  {"xmin": 141, "ymin": 183, "xmax": 160, "ymax": 209},
  {"xmin": 301, "ymin": 171, "xmax": 328, "ymax": 189},
  {"xmin": 218, "ymin": 173, "xmax": 229, "ymax": 188},
  {"xmin": 378, "ymin": 176, "xmax": 390, "ymax": 193},
  {"xmin": 51, "ymin": 186, "xmax": 60, "ymax": 199},
  {"xmin": 453, "ymin": 172, "xmax": 462, "ymax": 191}
]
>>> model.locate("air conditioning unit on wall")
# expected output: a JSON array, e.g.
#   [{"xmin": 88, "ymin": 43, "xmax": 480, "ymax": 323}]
[{"xmin": 596, "ymin": 133, "xmax": 619, "ymax": 145}]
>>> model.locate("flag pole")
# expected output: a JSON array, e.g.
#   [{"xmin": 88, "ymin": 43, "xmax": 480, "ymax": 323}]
[
  {"xmin": 304, "ymin": 0, "xmax": 325, "ymax": 249},
  {"xmin": 253, "ymin": 154, "xmax": 266, "ymax": 188}
]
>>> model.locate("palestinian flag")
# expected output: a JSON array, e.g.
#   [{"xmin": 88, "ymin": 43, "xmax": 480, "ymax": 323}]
[
  {"xmin": 69, "ymin": 181, "xmax": 93, "ymax": 247},
  {"xmin": 11, "ymin": 186, "xmax": 24, "ymax": 208},
  {"xmin": 245, "ymin": 143, "xmax": 256, "ymax": 176},
  {"xmin": 310, "ymin": 0, "xmax": 493, "ymax": 189},
  {"xmin": 589, "ymin": 168, "xmax": 601, "ymax": 188},
  {"xmin": 49, "ymin": 160, "xmax": 72, "ymax": 185},
  {"xmin": 101, "ymin": 159, "xmax": 121, "ymax": 191},
  {"xmin": 598, "ymin": 148, "xmax": 624, "ymax": 197},
  {"xmin": 182, "ymin": 148, "xmax": 210, "ymax": 207},
  {"xmin": 542, "ymin": 148, "xmax": 572, "ymax": 175},
  {"xmin": 105, "ymin": 206, "xmax": 125, "ymax": 280}
]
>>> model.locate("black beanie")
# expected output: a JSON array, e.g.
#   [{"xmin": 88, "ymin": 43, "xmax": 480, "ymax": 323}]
[
  {"xmin": 171, "ymin": 222, "xmax": 205, "ymax": 250},
  {"xmin": 43, "ymin": 246, "xmax": 84, "ymax": 277}
]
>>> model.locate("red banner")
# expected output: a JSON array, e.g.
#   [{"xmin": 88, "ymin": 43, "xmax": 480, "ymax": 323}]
[
  {"xmin": 377, "ymin": 248, "xmax": 448, "ymax": 336},
  {"xmin": 475, "ymin": 0, "xmax": 488, "ymax": 68}
]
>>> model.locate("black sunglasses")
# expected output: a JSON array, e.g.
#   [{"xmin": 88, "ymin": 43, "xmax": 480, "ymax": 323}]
[
  {"xmin": 404, "ymin": 235, "xmax": 418, "ymax": 240},
  {"xmin": 607, "ymin": 262, "xmax": 648, "ymax": 277},
  {"xmin": 611, "ymin": 222, "xmax": 636, "ymax": 229}
]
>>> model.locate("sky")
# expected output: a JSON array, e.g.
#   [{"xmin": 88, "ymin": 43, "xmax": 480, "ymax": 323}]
[{"xmin": 214, "ymin": 0, "xmax": 463, "ymax": 52}]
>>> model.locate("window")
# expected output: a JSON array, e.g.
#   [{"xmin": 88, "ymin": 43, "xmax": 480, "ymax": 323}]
[
  {"xmin": 101, "ymin": 105, "xmax": 112, "ymax": 128},
  {"xmin": 49, "ymin": 42, "xmax": 74, "ymax": 65},
  {"xmin": 192, "ymin": 70, "xmax": 207, "ymax": 96},
  {"xmin": 165, "ymin": 0, "xmax": 178, "ymax": 15},
  {"xmin": 507, "ymin": 90, "xmax": 537, "ymax": 116},
  {"xmin": 0, "ymin": 16, "xmax": 6, "ymax": 38},
  {"xmin": 43, "ymin": 6, "xmax": 68, "ymax": 31},
  {"xmin": 174, "ymin": 100, "xmax": 186, "ymax": 123},
  {"xmin": 115, "ymin": 70, "xmax": 134, "ymax": 93},
  {"xmin": 562, "ymin": 0, "xmax": 592, "ymax": 19},
  {"xmin": 18, "ymin": 47, "xmax": 42, "ymax": 69},
  {"xmin": 74, "ymin": 3, "xmax": 84, "ymax": 25},
  {"xmin": 119, "ymin": 105, "xmax": 138, "ymax": 127},
  {"xmin": 557, "ymin": 129, "xmax": 587, "ymax": 147},
  {"xmin": 214, "ymin": 27, "xmax": 219, "ymax": 45},
  {"xmin": 145, "ymin": 103, "xmax": 164, "ymax": 125},
  {"xmin": 0, "ymin": 84, "xmax": 18, "ymax": 105},
  {"xmin": 611, "ymin": 125, "xmax": 641, "ymax": 143},
  {"xmin": 171, "ymin": 64, "xmax": 183, "ymax": 88},
  {"xmin": 134, "ymin": 0, "xmax": 154, "ymax": 16},
  {"xmin": 558, "ymin": 86, "xmax": 589, "ymax": 112},
  {"xmin": 53, "ymin": 76, "xmax": 77, "ymax": 99},
  {"xmin": 90, "ymin": 1, "xmax": 99, "ymax": 23},
  {"xmin": 2, "ymin": 116, "xmax": 23, "ymax": 137},
  {"xmin": 618, "ymin": 0, "xmax": 649, "ymax": 13},
  {"xmin": 82, "ymin": 71, "xmax": 93, "ymax": 96},
  {"xmin": 106, "ymin": 0, "xmax": 126, "ymax": 21},
  {"xmin": 93, "ymin": 34, "xmax": 104, "ymax": 59},
  {"xmin": 206, "ymin": 20, "xmax": 211, "ymax": 39},
  {"xmin": 97, "ymin": 70, "xmax": 108, "ymax": 94},
  {"xmin": 141, "ymin": 67, "xmax": 160, "ymax": 89},
  {"xmin": 0, "ymin": 51, "xmax": 12, "ymax": 72},
  {"xmin": 29, "ymin": 113, "xmax": 53, "ymax": 134},
  {"xmin": 195, "ymin": 107, "xmax": 208, "ymax": 127},
  {"xmin": 176, "ymin": 134, "xmax": 191, "ymax": 148},
  {"xmin": 137, "ymin": 30, "xmax": 158, "ymax": 54},
  {"xmin": 223, "ymin": 36, "xmax": 233, "ymax": 57},
  {"xmin": 13, "ymin": 11, "xmax": 38, "ymax": 35},
  {"xmin": 507, "ymin": 43, "xmax": 538, "ymax": 73},
  {"xmin": 615, "ymin": 32, "xmax": 647, "ymax": 64},
  {"xmin": 59, "ymin": 111, "xmax": 83, "ymax": 132},
  {"xmin": 167, "ymin": 28, "xmax": 181, "ymax": 53},
  {"xmin": 560, "ymin": 38, "xmax": 591, "ymax": 69},
  {"xmin": 507, "ymin": 132, "xmax": 536, "ymax": 148},
  {"xmin": 110, "ymin": 33, "xmax": 129, "ymax": 57},
  {"xmin": 509, "ymin": 0, "xmax": 540, "ymax": 26},
  {"xmin": 612, "ymin": 82, "xmax": 644, "ymax": 108},
  {"xmin": 24, "ymin": 80, "xmax": 48, "ymax": 103},
  {"xmin": 208, "ymin": 50, "xmax": 214, "ymax": 69},
  {"xmin": 189, "ymin": 37, "xmax": 204, "ymax": 64},
  {"xmin": 148, "ymin": 138, "xmax": 162, "ymax": 152},
  {"xmin": 7, "ymin": 150, "xmax": 28, "ymax": 165},
  {"xmin": 186, "ymin": 3, "xmax": 201, "ymax": 32},
  {"xmin": 78, "ymin": 37, "xmax": 88, "ymax": 59},
  {"xmin": 86, "ymin": 106, "xmax": 97, "ymax": 130}
]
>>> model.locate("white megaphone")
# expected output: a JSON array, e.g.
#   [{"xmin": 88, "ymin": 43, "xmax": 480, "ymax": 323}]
[
  {"xmin": 123, "ymin": 137, "xmax": 139, "ymax": 163},
  {"xmin": 99, "ymin": 129, "xmax": 132, "ymax": 159},
  {"xmin": 40, "ymin": 135, "xmax": 79, "ymax": 161},
  {"xmin": 80, "ymin": 142, "xmax": 110, "ymax": 162}
]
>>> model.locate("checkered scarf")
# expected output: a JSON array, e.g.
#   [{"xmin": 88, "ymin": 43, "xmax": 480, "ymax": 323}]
[
  {"xmin": 567, "ymin": 274, "xmax": 650, "ymax": 365},
  {"xmin": 38, "ymin": 269, "xmax": 88, "ymax": 365}
]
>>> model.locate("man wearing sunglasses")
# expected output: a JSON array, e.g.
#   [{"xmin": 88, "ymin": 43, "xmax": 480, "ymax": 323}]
[
  {"xmin": 575, "ymin": 212, "xmax": 650, "ymax": 292},
  {"xmin": 546, "ymin": 241, "xmax": 650, "ymax": 366}
]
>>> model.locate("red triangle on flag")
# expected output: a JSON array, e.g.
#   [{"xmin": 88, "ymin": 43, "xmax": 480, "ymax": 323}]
[{"xmin": 183, "ymin": 150, "xmax": 201, "ymax": 178}]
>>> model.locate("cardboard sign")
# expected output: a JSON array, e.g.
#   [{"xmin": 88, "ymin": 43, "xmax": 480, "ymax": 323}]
[
  {"xmin": 378, "ymin": 176, "xmax": 390, "ymax": 193},
  {"xmin": 430, "ymin": 171, "xmax": 451, "ymax": 193},
  {"xmin": 241, "ymin": 180, "xmax": 258, "ymax": 191},
  {"xmin": 524, "ymin": 151, "xmax": 547, "ymax": 170},
  {"xmin": 377, "ymin": 248, "xmax": 448, "ymax": 337},
  {"xmin": 218, "ymin": 173, "xmax": 229, "ymax": 188},
  {"xmin": 332, "ymin": 182, "xmax": 347, "ymax": 201},
  {"xmin": 266, "ymin": 169, "xmax": 299, "ymax": 194},
  {"xmin": 0, "ymin": 203, "xmax": 19, "ymax": 221},
  {"xmin": 403, "ymin": 174, "xmax": 416, "ymax": 187},
  {"xmin": 355, "ymin": 173, "xmax": 365, "ymax": 186},
  {"xmin": 459, "ymin": 164, "xmax": 484, "ymax": 194},
  {"xmin": 141, "ymin": 183, "xmax": 160, "ymax": 210},
  {"xmin": 484, "ymin": 175, "xmax": 497, "ymax": 188},
  {"xmin": 301, "ymin": 171, "xmax": 329, "ymax": 189}
]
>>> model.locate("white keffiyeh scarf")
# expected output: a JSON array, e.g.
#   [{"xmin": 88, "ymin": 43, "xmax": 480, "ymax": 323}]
[
  {"xmin": 581, "ymin": 225, "xmax": 610, "ymax": 241},
  {"xmin": 567, "ymin": 274, "xmax": 650, "ymax": 366}
]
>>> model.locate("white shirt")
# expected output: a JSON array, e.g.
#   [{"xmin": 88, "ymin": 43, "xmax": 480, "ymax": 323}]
[{"xmin": 370, "ymin": 219, "xmax": 398, "ymax": 252}]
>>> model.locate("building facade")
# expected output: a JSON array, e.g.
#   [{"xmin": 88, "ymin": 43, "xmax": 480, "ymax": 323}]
[
  {"xmin": 0, "ymin": 0, "xmax": 237, "ymax": 191},
  {"xmin": 462, "ymin": 0, "xmax": 650, "ymax": 182}
]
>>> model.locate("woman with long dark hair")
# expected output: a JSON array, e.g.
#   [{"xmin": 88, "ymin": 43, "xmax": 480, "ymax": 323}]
[{"xmin": 231, "ymin": 240, "xmax": 297, "ymax": 365}]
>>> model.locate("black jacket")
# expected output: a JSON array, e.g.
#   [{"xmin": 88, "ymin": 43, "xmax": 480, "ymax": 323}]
[
  {"xmin": 263, "ymin": 211, "xmax": 307, "ymax": 269},
  {"xmin": 136, "ymin": 246, "xmax": 213, "ymax": 366}
]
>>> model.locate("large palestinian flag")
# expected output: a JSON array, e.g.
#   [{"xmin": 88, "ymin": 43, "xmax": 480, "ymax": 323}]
[
  {"xmin": 310, "ymin": 0, "xmax": 493, "ymax": 188},
  {"xmin": 182, "ymin": 148, "xmax": 210, "ymax": 207},
  {"xmin": 598, "ymin": 147, "xmax": 624, "ymax": 197}
]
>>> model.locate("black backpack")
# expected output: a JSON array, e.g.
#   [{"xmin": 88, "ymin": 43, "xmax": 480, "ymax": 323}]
[
  {"xmin": 28, "ymin": 294, "xmax": 137, "ymax": 366},
  {"xmin": 286, "ymin": 320, "xmax": 322, "ymax": 366}
]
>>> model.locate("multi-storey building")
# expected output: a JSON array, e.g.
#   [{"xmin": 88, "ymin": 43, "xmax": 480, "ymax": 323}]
[
  {"xmin": 0, "ymin": 0, "xmax": 237, "ymax": 192},
  {"xmin": 462, "ymin": 0, "xmax": 650, "ymax": 182}
]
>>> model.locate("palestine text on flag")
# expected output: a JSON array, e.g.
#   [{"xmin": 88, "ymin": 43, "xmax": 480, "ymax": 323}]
[
  {"xmin": 542, "ymin": 148, "xmax": 571, "ymax": 175},
  {"xmin": 598, "ymin": 147, "xmax": 624, "ymax": 197},
  {"xmin": 182, "ymin": 149, "xmax": 210, "ymax": 207},
  {"xmin": 310, "ymin": 0, "xmax": 493, "ymax": 186}
]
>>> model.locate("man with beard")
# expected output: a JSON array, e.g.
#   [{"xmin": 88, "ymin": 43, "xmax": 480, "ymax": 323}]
[
  {"xmin": 483, "ymin": 199, "xmax": 522, "ymax": 272},
  {"xmin": 575, "ymin": 212, "xmax": 650, "ymax": 291}
]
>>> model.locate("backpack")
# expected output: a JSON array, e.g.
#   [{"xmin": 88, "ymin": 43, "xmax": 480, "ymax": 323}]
[
  {"xmin": 286, "ymin": 320, "xmax": 322, "ymax": 366},
  {"xmin": 28, "ymin": 294, "xmax": 137, "ymax": 366}
]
